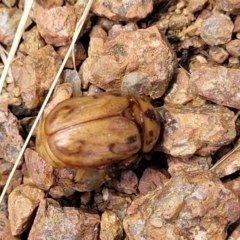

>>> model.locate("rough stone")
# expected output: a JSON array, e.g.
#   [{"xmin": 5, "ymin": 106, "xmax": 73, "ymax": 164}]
[
  {"xmin": 168, "ymin": 155, "xmax": 213, "ymax": 176},
  {"xmin": 226, "ymin": 39, "xmax": 240, "ymax": 57},
  {"xmin": 8, "ymin": 184, "xmax": 45, "ymax": 235},
  {"xmin": 190, "ymin": 64, "xmax": 240, "ymax": 109},
  {"xmin": 216, "ymin": 0, "xmax": 240, "ymax": 14},
  {"xmin": 209, "ymin": 46, "xmax": 229, "ymax": 63},
  {"xmin": 181, "ymin": 9, "xmax": 211, "ymax": 38},
  {"xmin": 138, "ymin": 167, "xmax": 169, "ymax": 195},
  {"xmin": 211, "ymin": 140, "xmax": 240, "ymax": 178},
  {"xmin": 28, "ymin": 198, "xmax": 100, "ymax": 239},
  {"xmin": 0, "ymin": 175, "xmax": 8, "ymax": 192},
  {"xmin": 186, "ymin": 0, "xmax": 208, "ymax": 13},
  {"xmin": 97, "ymin": 17, "xmax": 119, "ymax": 32},
  {"xmin": 0, "ymin": 7, "xmax": 32, "ymax": 46},
  {"xmin": 123, "ymin": 171, "xmax": 240, "ymax": 240},
  {"xmin": 80, "ymin": 24, "xmax": 177, "ymax": 99},
  {"xmin": 234, "ymin": 15, "xmax": 240, "ymax": 32},
  {"xmin": 100, "ymin": 210, "xmax": 124, "ymax": 240},
  {"xmin": 62, "ymin": 70, "xmax": 82, "ymax": 97},
  {"xmin": 56, "ymin": 42, "xmax": 86, "ymax": 68},
  {"xmin": 157, "ymin": 103, "xmax": 236, "ymax": 158},
  {"xmin": 19, "ymin": 26, "xmax": 45, "ymax": 55},
  {"xmin": 224, "ymin": 177, "xmax": 240, "ymax": 200},
  {"xmin": 156, "ymin": 7, "xmax": 195, "ymax": 35},
  {"xmin": 4, "ymin": 170, "xmax": 22, "ymax": 195},
  {"xmin": 80, "ymin": 191, "xmax": 92, "ymax": 205},
  {"xmin": 2, "ymin": 0, "xmax": 17, "ymax": 7},
  {"xmin": 0, "ymin": 159, "xmax": 13, "ymax": 174},
  {"xmin": 228, "ymin": 56, "xmax": 240, "ymax": 65},
  {"xmin": 102, "ymin": 190, "xmax": 131, "ymax": 220},
  {"xmin": 110, "ymin": 170, "xmax": 138, "ymax": 195},
  {"xmin": 178, "ymin": 36, "xmax": 205, "ymax": 50},
  {"xmin": 35, "ymin": 0, "xmax": 64, "ymax": 8},
  {"xmin": 164, "ymin": 68, "xmax": 198, "ymax": 106},
  {"xmin": 24, "ymin": 148, "xmax": 55, "ymax": 191},
  {"xmin": 168, "ymin": 13, "xmax": 193, "ymax": 31},
  {"xmin": 0, "ymin": 211, "xmax": 20, "ymax": 239},
  {"xmin": 91, "ymin": 0, "xmax": 153, "ymax": 22},
  {"xmin": 0, "ymin": 102, "xmax": 23, "ymax": 163},
  {"xmin": 200, "ymin": 12, "xmax": 234, "ymax": 46},
  {"xmin": 11, "ymin": 45, "xmax": 62, "ymax": 109},
  {"xmin": 34, "ymin": 5, "xmax": 84, "ymax": 46},
  {"xmin": 168, "ymin": 13, "xmax": 194, "ymax": 31},
  {"xmin": 88, "ymin": 84, "xmax": 103, "ymax": 96}
]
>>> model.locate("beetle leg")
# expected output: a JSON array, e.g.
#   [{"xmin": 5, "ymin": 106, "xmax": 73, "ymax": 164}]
[
  {"xmin": 73, "ymin": 169, "xmax": 88, "ymax": 183},
  {"xmin": 119, "ymin": 154, "xmax": 141, "ymax": 168}
]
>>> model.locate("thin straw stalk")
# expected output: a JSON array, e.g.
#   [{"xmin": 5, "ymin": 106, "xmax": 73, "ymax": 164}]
[{"xmin": 0, "ymin": 0, "xmax": 34, "ymax": 93}]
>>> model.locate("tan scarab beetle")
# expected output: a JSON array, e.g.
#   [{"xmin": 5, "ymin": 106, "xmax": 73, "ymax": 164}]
[{"xmin": 36, "ymin": 92, "xmax": 160, "ymax": 191}]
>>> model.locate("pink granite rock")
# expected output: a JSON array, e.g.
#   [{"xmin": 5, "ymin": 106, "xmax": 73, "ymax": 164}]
[
  {"xmin": 157, "ymin": 103, "xmax": 236, "ymax": 157},
  {"xmin": 200, "ymin": 12, "xmax": 233, "ymax": 46},
  {"xmin": 123, "ymin": 171, "xmax": 240, "ymax": 240},
  {"xmin": 11, "ymin": 45, "xmax": 62, "ymax": 109},
  {"xmin": 91, "ymin": 0, "xmax": 153, "ymax": 22},
  {"xmin": 34, "ymin": 5, "xmax": 84, "ymax": 46},
  {"xmin": 80, "ymin": 24, "xmax": 177, "ymax": 99},
  {"xmin": 28, "ymin": 198, "xmax": 100, "ymax": 239},
  {"xmin": 190, "ymin": 64, "xmax": 240, "ymax": 109}
]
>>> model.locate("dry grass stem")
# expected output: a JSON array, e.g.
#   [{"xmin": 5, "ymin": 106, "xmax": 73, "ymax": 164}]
[
  {"xmin": 72, "ymin": 48, "xmax": 76, "ymax": 71},
  {"xmin": 0, "ymin": 0, "xmax": 34, "ymax": 93},
  {"xmin": 0, "ymin": 44, "xmax": 13, "ymax": 82},
  {"xmin": 210, "ymin": 142, "xmax": 240, "ymax": 171}
]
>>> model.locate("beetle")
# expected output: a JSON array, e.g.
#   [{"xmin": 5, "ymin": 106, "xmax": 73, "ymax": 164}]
[{"xmin": 36, "ymin": 92, "xmax": 160, "ymax": 190}]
